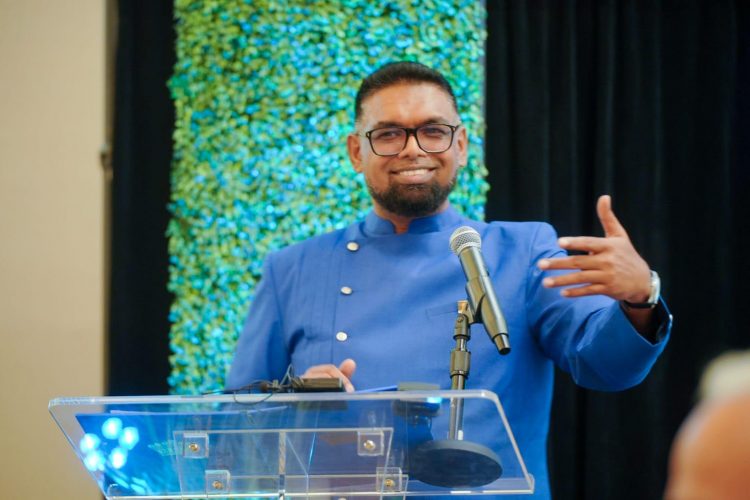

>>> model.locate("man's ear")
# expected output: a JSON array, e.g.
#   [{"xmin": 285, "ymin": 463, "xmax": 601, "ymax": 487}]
[
  {"xmin": 347, "ymin": 133, "xmax": 363, "ymax": 173},
  {"xmin": 457, "ymin": 126, "xmax": 469, "ymax": 167}
]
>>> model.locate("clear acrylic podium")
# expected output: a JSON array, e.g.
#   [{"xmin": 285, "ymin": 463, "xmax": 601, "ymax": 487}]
[{"xmin": 49, "ymin": 390, "xmax": 534, "ymax": 498}]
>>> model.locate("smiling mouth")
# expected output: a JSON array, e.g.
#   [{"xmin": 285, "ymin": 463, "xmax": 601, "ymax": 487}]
[{"xmin": 392, "ymin": 167, "xmax": 435, "ymax": 177}]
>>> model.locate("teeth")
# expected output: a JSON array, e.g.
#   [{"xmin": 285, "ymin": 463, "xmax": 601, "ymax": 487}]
[{"xmin": 396, "ymin": 169, "xmax": 429, "ymax": 176}]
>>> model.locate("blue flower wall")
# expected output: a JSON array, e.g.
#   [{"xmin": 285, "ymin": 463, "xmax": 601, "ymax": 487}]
[{"xmin": 168, "ymin": 0, "xmax": 488, "ymax": 394}]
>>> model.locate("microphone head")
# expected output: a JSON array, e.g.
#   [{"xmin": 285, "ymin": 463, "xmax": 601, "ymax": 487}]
[{"xmin": 450, "ymin": 226, "xmax": 481, "ymax": 255}]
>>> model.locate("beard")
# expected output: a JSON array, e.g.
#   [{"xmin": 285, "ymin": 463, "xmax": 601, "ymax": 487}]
[{"xmin": 367, "ymin": 174, "xmax": 457, "ymax": 218}]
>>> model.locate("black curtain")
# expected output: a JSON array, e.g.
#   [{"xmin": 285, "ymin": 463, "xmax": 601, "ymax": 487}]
[
  {"xmin": 109, "ymin": 0, "xmax": 749, "ymax": 498},
  {"xmin": 485, "ymin": 1, "xmax": 749, "ymax": 498},
  {"xmin": 108, "ymin": 0, "xmax": 174, "ymax": 396}
]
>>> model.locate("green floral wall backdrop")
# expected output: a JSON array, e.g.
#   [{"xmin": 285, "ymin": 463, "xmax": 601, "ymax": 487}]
[{"xmin": 168, "ymin": 0, "xmax": 488, "ymax": 394}]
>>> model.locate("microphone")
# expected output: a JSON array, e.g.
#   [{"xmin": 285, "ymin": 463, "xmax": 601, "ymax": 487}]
[{"xmin": 449, "ymin": 226, "xmax": 510, "ymax": 355}]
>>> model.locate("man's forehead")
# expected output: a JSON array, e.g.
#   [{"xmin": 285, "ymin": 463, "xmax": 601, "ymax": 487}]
[{"xmin": 357, "ymin": 82, "xmax": 458, "ymax": 125}]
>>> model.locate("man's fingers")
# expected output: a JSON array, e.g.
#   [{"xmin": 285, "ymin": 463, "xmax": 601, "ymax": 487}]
[
  {"xmin": 302, "ymin": 363, "xmax": 356, "ymax": 392},
  {"xmin": 301, "ymin": 365, "xmax": 341, "ymax": 378},
  {"xmin": 338, "ymin": 359, "xmax": 356, "ymax": 379},
  {"xmin": 559, "ymin": 283, "xmax": 609, "ymax": 298},
  {"xmin": 542, "ymin": 270, "xmax": 607, "ymax": 288},
  {"xmin": 536, "ymin": 196, "xmax": 648, "ymax": 303},
  {"xmin": 556, "ymin": 236, "xmax": 608, "ymax": 253},
  {"xmin": 596, "ymin": 195, "xmax": 627, "ymax": 238},
  {"xmin": 538, "ymin": 254, "xmax": 602, "ymax": 271}
]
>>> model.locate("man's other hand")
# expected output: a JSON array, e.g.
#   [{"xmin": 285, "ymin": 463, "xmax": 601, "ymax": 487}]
[{"xmin": 301, "ymin": 359, "xmax": 357, "ymax": 392}]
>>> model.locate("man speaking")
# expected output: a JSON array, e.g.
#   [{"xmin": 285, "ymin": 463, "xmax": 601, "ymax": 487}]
[{"xmin": 227, "ymin": 61, "xmax": 672, "ymax": 498}]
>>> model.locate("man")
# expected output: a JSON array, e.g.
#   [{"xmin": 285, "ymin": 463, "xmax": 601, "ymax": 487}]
[
  {"xmin": 228, "ymin": 62, "xmax": 671, "ymax": 498},
  {"xmin": 665, "ymin": 351, "xmax": 750, "ymax": 500}
]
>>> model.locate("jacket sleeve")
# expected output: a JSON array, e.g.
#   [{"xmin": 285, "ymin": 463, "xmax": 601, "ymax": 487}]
[
  {"xmin": 226, "ymin": 251, "xmax": 291, "ymax": 390},
  {"xmin": 525, "ymin": 223, "xmax": 671, "ymax": 391}
]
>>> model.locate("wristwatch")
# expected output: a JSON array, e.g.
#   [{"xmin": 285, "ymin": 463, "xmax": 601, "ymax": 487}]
[{"xmin": 622, "ymin": 270, "xmax": 661, "ymax": 309}]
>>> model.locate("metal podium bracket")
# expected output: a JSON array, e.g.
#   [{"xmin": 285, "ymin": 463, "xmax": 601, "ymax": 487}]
[
  {"xmin": 357, "ymin": 430, "xmax": 384, "ymax": 456},
  {"xmin": 182, "ymin": 432, "xmax": 209, "ymax": 459},
  {"xmin": 205, "ymin": 469, "xmax": 231, "ymax": 495},
  {"xmin": 376, "ymin": 467, "xmax": 406, "ymax": 493}
]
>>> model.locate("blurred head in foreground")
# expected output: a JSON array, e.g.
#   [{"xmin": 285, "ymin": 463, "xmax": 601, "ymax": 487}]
[{"xmin": 664, "ymin": 351, "xmax": 750, "ymax": 500}]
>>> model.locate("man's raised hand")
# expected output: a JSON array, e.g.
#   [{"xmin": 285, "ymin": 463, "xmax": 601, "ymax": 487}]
[{"xmin": 537, "ymin": 195, "xmax": 652, "ymax": 304}]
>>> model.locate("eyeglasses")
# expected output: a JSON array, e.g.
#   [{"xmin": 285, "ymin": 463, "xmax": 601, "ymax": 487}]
[{"xmin": 360, "ymin": 123, "xmax": 461, "ymax": 156}]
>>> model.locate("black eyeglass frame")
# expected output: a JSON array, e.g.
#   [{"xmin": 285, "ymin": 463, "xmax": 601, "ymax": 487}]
[{"xmin": 360, "ymin": 123, "xmax": 462, "ymax": 157}]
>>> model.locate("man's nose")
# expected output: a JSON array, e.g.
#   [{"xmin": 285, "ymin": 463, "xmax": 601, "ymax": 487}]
[{"xmin": 399, "ymin": 132, "xmax": 425, "ymax": 158}]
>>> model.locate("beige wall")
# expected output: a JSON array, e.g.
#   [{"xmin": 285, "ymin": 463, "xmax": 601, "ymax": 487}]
[{"xmin": 0, "ymin": 1, "xmax": 106, "ymax": 498}]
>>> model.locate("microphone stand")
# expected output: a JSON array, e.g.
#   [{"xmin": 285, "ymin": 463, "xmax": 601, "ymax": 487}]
[
  {"xmin": 448, "ymin": 300, "xmax": 472, "ymax": 439},
  {"xmin": 408, "ymin": 300, "xmax": 503, "ymax": 488}
]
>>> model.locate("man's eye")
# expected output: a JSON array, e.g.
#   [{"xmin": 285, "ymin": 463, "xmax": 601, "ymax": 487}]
[
  {"xmin": 373, "ymin": 129, "xmax": 402, "ymax": 140},
  {"xmin": 421, "ymin": 126, "xmax": 449, "ymax": 136}
]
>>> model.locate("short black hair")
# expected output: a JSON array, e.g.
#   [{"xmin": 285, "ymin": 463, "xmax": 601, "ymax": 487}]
[{"xmin": 354, "ymin": 61, "xmax": 459, "ymax": 123}]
